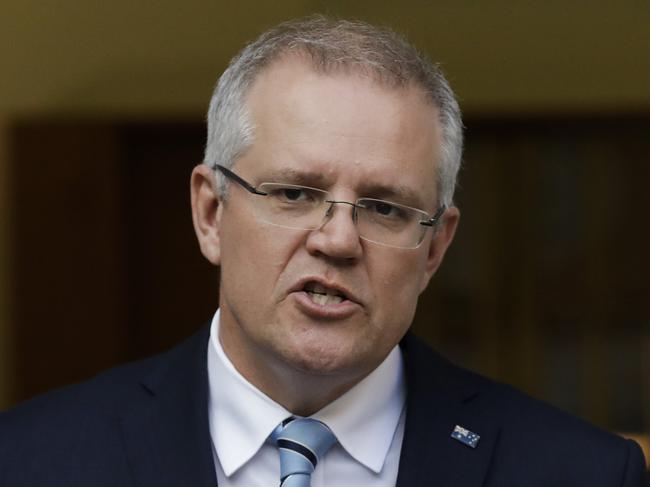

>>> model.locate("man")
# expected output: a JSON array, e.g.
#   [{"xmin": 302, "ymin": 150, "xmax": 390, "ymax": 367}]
[{"xmin": 0, "ymin": 16, "xmax": 646, "ymax": 487}]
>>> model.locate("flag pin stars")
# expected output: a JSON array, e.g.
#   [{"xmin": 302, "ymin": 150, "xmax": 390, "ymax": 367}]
[{"xmin": 451, "ymin": 425, "xmax": 480, "ymax": 448}]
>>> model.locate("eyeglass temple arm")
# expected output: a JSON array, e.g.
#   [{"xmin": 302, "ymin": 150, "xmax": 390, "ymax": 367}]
[
  {"xmin": 215, "ymin": 164, "xmax": 268, "ymax": 195},
  {"xmin": 419, "ymin": 205, "xmax": 447, "ymax": 227}
]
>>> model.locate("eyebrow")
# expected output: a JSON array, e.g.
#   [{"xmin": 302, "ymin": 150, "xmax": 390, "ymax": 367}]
[
  {"xmin": 260, "ymin": 167, "xmax": 429, "ymax": 210},
  {"xmin": 261, "ymin": 167, "xmax": 331, "ymax": 188},
  {"xmin": 358, "ymin": 182, "xmax": 425, "ymax": 209}
]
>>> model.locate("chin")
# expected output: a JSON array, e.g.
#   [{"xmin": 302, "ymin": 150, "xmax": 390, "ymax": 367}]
[{"xmin": 280, "ymin": 338, "xmax": 372, "ymax": 379}]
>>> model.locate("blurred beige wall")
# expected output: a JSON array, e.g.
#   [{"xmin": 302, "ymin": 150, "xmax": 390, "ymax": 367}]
[{"xmin": 0, "ymin": 0, "xmax": 648, "ymax": 408}]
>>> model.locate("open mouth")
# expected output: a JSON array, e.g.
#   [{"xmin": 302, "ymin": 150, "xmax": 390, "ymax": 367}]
[{"xmin": 303, "ymin": 281, "xmax": 348, "ymax": 306}]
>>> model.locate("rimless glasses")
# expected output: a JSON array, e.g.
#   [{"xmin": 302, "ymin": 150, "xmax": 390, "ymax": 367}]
[{"xmin": 215, "ymin": 164, "xmax": 446, "ymax": 249}]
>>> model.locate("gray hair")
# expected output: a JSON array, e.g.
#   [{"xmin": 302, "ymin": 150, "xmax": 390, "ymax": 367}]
[{"xmin": 204, "ymin": 15, "xmax": 463, "ymax": 207}]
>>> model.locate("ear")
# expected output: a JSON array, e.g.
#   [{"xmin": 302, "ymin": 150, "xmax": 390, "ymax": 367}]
[
  {"xmin": 190, "ymin": 164, "xmax": 223, "ymax": 266},
  {"xmin": 419, "ymin": 206, "xmax": 460, "ymax": 293}
]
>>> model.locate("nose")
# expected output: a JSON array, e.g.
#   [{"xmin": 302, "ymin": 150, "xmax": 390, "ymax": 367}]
[{"xmin": 305, "ymin": 201, "xmax": 363, "ymax": 261}]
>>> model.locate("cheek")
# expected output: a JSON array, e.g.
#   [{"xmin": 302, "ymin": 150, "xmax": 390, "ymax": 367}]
[
  {"xmin": 220, "ymin": 217, "xmax": 302, "ymax": 288},
  {"xmin": 219, "ymin": 214, "xmax": 265, "ymax": 290},
  {"xmin": 369, "ymin": 251, "xmax": 425, "ymax": 313}
]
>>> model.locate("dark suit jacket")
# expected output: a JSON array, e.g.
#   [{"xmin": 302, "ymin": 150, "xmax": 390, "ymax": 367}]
[{"xmin": 0, "ymin": 326, "xmax": 646, "ymax": 486}]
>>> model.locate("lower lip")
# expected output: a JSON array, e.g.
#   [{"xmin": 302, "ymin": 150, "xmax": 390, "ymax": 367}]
[{"xmin": 291, "ymin": 291, "xmax": 361, "ymax": 320}]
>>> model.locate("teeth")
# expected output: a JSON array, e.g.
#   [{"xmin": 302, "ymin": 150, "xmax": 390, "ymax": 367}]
[
  {"xmin": 307, "ymin": 291, "xmax": 343, "ymax": 305},
  {"xmin": 303, "ymin": 281, "xmax": 347, "ymax": 304}
]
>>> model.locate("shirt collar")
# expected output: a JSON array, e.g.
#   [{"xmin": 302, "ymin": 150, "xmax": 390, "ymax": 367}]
[
  {"xmin": 207, "ymin": 309, "xmax": 406, "ymax": 476},
  {"xmin": 312, "ymin": 342, "xmax": 405, "ymax": 473},
  {"xmin": 207, "ymin": 309, "xmax": 290, "ymax": 476}
]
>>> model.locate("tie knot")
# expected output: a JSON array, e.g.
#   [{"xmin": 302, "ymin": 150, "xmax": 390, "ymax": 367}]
[{"xmin": 273, "ymin": 418, "xmax": 337, "ymax": 487}]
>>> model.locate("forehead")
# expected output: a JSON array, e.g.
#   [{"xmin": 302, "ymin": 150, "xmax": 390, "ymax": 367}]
[{"xmin": 240, "ymin": 56, "xmax": 442, "ymax": 207}]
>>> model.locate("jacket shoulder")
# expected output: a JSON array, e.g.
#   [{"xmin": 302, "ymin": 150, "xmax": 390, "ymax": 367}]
[
  {"xmin": 0, "ymin": 326, "xmax": 210, "ymax": 486},
  {"xmin": 402, "ymin": 333, "xmax": 647, "ymax": 486},
  {"xmin": 486, "ymin": 383, "xmax": 646, "ymax": 485}
]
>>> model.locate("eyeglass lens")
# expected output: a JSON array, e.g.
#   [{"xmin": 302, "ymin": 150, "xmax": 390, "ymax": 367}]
[{"xmin": 250, "ymin": 183, "xmax": 429, "ymax": 249}]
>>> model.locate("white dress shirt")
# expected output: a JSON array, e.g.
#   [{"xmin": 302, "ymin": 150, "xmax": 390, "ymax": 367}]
[{"xmin": 207, "ymin": 309, "xmax": 406, "ymax": 486}]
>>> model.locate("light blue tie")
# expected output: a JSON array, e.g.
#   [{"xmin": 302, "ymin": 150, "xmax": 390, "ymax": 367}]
[{"xmin": 271, "ymin": 417, "xmax": 337, "ymax": 487}]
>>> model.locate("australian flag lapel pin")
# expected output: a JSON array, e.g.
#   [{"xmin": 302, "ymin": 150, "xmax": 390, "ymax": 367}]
[{"xmin": 451, "ymin": 425, "xmax": 480, "ymax": 448}]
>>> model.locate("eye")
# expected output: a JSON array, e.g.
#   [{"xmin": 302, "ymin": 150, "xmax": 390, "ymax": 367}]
[
  {"xmin": 363, "ymin": 200, "xmax": 405, "ymax": 218},
  {"xmin": 282, "ymin": 188, "xmax": 304, "ymax": 201},
  {"xmin": 373, "ymin": 201, "xmax": 397, "ymax": 216},
  {"xmin": 267, "ymin": 185, "xmax": 322, "ymax": 204}
]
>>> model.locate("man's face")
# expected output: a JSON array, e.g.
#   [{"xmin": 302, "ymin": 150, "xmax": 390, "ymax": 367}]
[{"xmin": 193, "ymin": 57, "xmax": 458, "ymax": 393}]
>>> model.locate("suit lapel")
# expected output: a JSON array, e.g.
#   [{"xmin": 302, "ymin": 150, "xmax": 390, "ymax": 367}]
[
  {"xmin": 116, "ymin": 327, "xmax": 501, "ymax": 487},
  {"xmin": 119, "ymin": 326, "xmax": 218, "ymax": 487},
  {"xmin": 396, "ymin": 334, "xmax": 500, "ymax": 487}
]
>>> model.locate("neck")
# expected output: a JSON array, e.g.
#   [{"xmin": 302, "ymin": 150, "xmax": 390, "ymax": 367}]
[
  {"xmin": 263, "ymin": 366, "xmax": 368, "ymax": 417},
  {"xmin": 218, "ymin": 319, "xmax": 371, "ymax": 416}
]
